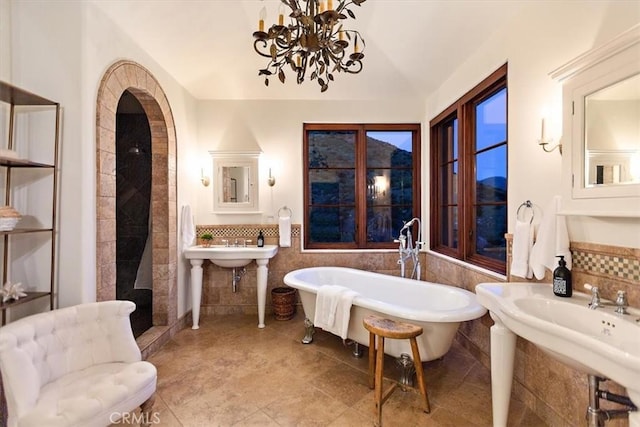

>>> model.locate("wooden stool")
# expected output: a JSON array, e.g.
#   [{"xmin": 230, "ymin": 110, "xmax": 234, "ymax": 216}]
[{"xmin": 363, "ymin": 315, "xmax": 430, "ymax": 426}]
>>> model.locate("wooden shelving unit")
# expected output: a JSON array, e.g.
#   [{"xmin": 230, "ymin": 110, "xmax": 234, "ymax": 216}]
[{"xmin": 0, "ymin": 81, "xmax": 60, "ymax": 325}]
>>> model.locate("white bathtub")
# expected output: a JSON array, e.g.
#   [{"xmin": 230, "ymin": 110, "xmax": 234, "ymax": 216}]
[{"xmin": 283, "ymin": 266, "xmax": 487, "ymax": 361}]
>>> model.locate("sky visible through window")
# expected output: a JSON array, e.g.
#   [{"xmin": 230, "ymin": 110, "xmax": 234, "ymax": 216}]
[
  {"xmin": 367, "ymin": 131, "xmax": 413, "ymax": 152},
  {"xmin": 476, "ymin": 88, "xmax": 507, "ymax": 181}
]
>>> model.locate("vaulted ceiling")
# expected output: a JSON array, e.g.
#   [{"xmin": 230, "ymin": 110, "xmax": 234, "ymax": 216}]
[{"xmin": 90, "ymin": 0, "xmax": 525, "ymax": 101}]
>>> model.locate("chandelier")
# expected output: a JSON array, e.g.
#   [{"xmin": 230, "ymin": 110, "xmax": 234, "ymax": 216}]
[{"xmin": 253, "ymin": 0, "xmax": 367, "ymax": 92}]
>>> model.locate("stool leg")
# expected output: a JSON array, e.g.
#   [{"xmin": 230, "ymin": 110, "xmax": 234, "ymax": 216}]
[
  {"xmin": 410, "ymin": 337, "xmax": 430, "ymax": 414},
  {"xmin": 375, "ymin": 336, "xmax": 385, "ymax": 427},
  {"xmin": 368, "ymin": 331, "xmax": 375, "ymax": 389}
]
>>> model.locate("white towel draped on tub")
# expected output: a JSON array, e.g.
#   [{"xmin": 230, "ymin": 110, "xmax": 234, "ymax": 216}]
[
  {"xmin": 530, "ymin": 195, "xmax": 571, "ymax": 280},
  {"xmin": 314, "ymin": 285, "xmax": 358, "ymax": 340},
  {"xmin": 181, "ymin": 204, "xmax": 196, "ymax": 252},
  {"xmin": 279, "ymin": 214, "xmax": 291, "ymax": 247},
  {"xmin": 510, "ymin": 219, "xmax": 534, "ymax": 279}
]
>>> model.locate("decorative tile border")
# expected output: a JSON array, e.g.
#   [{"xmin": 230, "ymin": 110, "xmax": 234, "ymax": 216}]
[
  {"xmin": 196, "ymin": 224, "xmax": 301, "ymax": 240},
  {"xmin": 572, "ymin": 251, "xmax": 639, "ymax": 282},
  {"xmin": 570, "ymin": 242, "xmax": 640, "ymax": 284},
  {"xmin": 506, "ymin": 235, "xmax": 639, "ymax": 285}
]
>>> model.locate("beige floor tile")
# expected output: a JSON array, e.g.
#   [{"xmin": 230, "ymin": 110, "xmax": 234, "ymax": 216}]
[
  {"xmin": 139, "ymin": 313, "xmax": 547, "ymax": 427},
  {"xmin": 231, "ymin": 410, "xmax": 280, "ymax": 426}
]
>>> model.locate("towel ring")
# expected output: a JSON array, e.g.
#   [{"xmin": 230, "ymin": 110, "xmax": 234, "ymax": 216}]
[
  {"xmin": 278, "ymin": 206, "xmax": 292, "ymax": 218},
  {"xmin": 517, "ymin": 200, "xmax": 534, "ymax": 224}
]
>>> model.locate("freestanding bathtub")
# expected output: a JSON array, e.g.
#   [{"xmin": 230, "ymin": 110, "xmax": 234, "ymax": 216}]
[{"xmin": 283, "ymin": 266, "xmax": 487, "ymax": 361}]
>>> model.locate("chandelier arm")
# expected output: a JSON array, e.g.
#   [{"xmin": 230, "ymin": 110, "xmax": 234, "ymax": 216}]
[
  {"xmin": 296, "ymin": 52, "xmax": 309, "ymax": 84},
  {"xmin": 253, "ymin": 39, "xmax": 275, "ymax": 59},
  {"xmin": 274, "ymin": 36, "xmax": 295, "ymax": 50},
  {"xmin": 254, "ymin": 35, "xmax": 297, "ymax": 61},
  {"xmin": 343, "ymin": 59, "xmax": 363, "ymax": 74}
]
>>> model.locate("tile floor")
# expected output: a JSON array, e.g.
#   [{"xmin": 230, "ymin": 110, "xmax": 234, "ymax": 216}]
[{"xmin": 132, "ymin": 312, "xmax": 546, "ymax": 427}]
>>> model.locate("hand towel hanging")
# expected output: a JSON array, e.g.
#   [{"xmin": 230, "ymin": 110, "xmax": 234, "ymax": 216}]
[{"xmin": 278, "ymin": 206, "xmax": 292, "ymax": 247}]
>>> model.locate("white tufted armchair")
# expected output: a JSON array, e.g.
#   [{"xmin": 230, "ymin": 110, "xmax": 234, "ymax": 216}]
[{"xmin": 0, "ymin": 301, "xmax": 157, "ymax": 427}]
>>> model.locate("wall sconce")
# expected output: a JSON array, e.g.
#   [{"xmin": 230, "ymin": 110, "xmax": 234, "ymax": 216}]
[
  {"xmin": 538, "ymin": 118, "xmax": 562, "ymax": 154},
  {"xmin": 267, "ymin": 168, "xmax": 276, "ymax": 187},
  {"xmin": 200, "ymin": 168, "xmax": 210, "ymax": 187}
]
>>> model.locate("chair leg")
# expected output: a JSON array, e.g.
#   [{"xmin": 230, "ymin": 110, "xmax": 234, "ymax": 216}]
[
  {"xmin": 374, "ymin": 336, "xmax": 385, "ymax": 427},
  {"xmin": 409, "ymin": 337, "xmax": 430, "ymax": 414},
  {"xmin": 140, "ymin": 394, "xmax": 156, "ymax": 427},
  {"xmin": 368, "ymin": 331, "xmax": 376, "ymax": 389}
]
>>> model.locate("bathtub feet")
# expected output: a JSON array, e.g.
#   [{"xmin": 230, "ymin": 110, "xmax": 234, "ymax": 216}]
[
  {"xmin": 301, "ymin": 318, "xmax": 315, "ymax": 344},
  {"xmin": 344, "ymin": 339, "xmax": 364, "ymax": 358},
  {"xmin": 396, "ymin": 353, "xmax": 416, "ymax": 390}
]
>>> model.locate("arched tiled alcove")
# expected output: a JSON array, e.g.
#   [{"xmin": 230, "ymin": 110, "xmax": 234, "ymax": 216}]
[{"xmin": 96, "ymin": 60, "xmax": 177, "ymax": 327}]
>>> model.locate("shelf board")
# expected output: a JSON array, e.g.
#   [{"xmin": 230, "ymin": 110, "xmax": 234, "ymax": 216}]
[
  {"xmin": 0, "ymin": 81, "xmax": 57, "ymax": 106},
  {"xmin": 0, "ymin": 291, "xmax": 50, "ymax": 311},
  {"xmin": 0, "ymin": 157, "xmax": 54, "ymax": 168},
  {"xmin": 0, "ymin": 227, "xmax": 53, "ymax": 235}
]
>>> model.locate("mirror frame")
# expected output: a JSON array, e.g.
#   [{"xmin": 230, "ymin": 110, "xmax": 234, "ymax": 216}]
[
  {"xmin": 210, "ymin": 151, "xmax": 260, "ymax": 214},
  {"xmin": 552, "ymin": 25, "xmax": 640, "ymax": 217}
]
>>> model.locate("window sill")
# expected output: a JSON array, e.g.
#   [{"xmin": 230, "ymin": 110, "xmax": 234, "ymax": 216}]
[{"xmin": 301, "ymin": 248, "xmax": 399, "ymax": 254}]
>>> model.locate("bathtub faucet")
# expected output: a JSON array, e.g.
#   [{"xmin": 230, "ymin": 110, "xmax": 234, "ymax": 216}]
[{"xmin": 395, "ymin": 218, "xmax": 423, "ymax": 280}]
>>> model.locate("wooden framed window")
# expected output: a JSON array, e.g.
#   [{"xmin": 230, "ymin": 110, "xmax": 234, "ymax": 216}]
[
  {"xmin": 304, "ymin": 123, "xmax": 421, "ymax": 249},
  {"xmin": 430, "ymin": 64, "xmax": 508, "ymax": 273}
]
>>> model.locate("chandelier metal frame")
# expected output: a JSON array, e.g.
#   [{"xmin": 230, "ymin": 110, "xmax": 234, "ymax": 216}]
[{"xmin": 253, "ymin": 0, "xmax": 367, "ymax": 92}]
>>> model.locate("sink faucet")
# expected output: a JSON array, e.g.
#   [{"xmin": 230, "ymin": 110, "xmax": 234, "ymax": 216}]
[
  {"xmin": 614, "ymin": 290, "xmax": 629, "ymax": 315},
  {"xmin": 585, "ymin": 284, "xmax": 604, "ymax": 310}
]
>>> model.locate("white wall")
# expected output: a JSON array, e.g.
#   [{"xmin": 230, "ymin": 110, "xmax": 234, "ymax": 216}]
[
  {"xmin": 9, "ymin": 1, "xmax": 200, "ymax": 317},
  {"xmin": 425, "ymin": 1, "xmax": 640, "ymax": 249},
  {"xmin": 195, "ymin": 99, "xmax": 426, "ymax": 226}
]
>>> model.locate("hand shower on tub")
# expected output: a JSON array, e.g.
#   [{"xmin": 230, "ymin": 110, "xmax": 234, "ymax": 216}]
[{"xmin": 394, "ymin": 218, "xmax": 423, "ymax": 280}]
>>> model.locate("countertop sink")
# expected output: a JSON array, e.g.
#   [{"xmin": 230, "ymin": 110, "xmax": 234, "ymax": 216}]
[
  {"xmin": 476, "ymin": 282, "xmax": 640, "ymax": 425},
  {"xmin": 183, "ymin": 244, "xmax": 279, "ymax": 268}
]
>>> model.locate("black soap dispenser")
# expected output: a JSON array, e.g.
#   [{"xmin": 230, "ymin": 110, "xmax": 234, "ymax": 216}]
[
  {"xmin": 552, "ymin": 255, "xmax": 572, "ymax": 297},
  {"xmin": 257, "ymin": 230, "xmax": 264, "ymax": 247}
]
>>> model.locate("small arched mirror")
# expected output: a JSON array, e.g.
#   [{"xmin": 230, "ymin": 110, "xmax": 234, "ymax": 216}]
[{"xmin": 210, "ymin": 151, "xmax": 260, "ymax": 213}]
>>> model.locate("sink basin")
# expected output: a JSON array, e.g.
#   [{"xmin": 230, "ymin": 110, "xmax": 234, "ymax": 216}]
[
  {"xmin": 476, "ymin": 282, "xmax": 640, "ymax": 426},
  {"xmin": 183, "ymin": 245, "xmax": 279, "ymax": 268},
  {"xmin": 514, "ymin": 297, "xmax": 640, "ymax": 360}
]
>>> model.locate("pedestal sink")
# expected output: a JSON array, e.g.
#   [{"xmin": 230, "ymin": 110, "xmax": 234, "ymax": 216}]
[
  {"xmin": 476, "ymin": 282, "xmax": 640, "ymax": 427},
  {"xmin": 184, "ymin": 245, "xmax": 279, "ymax": 329}
]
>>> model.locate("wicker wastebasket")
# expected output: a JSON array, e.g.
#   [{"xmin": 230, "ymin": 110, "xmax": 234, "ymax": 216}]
[{"xmin": 271, "ymin": 287, "xmax": 297, "ymax": 320}]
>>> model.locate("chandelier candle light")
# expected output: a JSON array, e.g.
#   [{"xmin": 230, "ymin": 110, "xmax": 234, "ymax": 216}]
[{"xmin": 253, "ymin": 0, "xmax": 367, "ymax": 92}]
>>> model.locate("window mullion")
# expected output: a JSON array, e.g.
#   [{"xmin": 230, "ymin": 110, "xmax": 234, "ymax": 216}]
[
  {"xmin": 460, "ymin": 103, "xmax": 475, "ymax": 260},
  {"xmin": 356, "ymin": 126, "xmax": 368, "ymax": 246}
]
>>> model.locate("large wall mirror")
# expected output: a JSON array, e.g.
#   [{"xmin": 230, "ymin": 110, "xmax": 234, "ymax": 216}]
[
  {"xmin": 210, "ymin": 151, "xmax": 260, "ymax": 213},
  {"xmin": 554, "ymin": 25, "xmax": 640, "ymax": 216}
]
